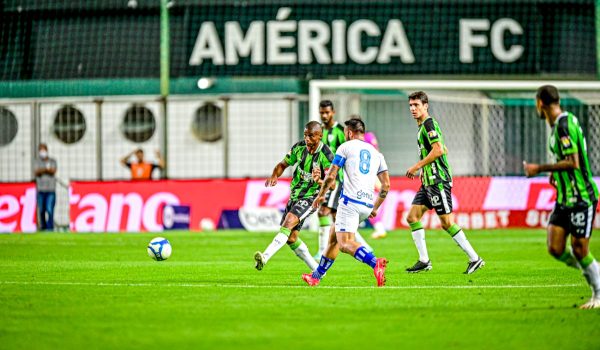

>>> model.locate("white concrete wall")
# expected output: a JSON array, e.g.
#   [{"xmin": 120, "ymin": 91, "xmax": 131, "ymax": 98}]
[
  {"xmin": 101, "ymin": 101, "xmax": 163, "ymax": 180},
  {"xmin": 0, "ymin": 104, "xmax": 32, "ymax": 182},
  {"xmin": 167, "ymin": 100, "xmax": 225, "ymax": 178}
]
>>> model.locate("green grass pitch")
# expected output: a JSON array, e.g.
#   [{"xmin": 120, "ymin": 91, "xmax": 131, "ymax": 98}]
[{"xmin": 1, "ymin": 229, "xmax": 600, "ymax": 349}]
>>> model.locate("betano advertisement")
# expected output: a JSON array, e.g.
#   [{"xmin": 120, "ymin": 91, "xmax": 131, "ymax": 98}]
[{"xmin": 2, "ymin": 177, "xmax": 599, "ymax": 233}]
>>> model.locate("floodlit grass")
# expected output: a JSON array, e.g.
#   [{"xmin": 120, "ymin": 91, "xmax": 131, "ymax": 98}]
[{"xmin": 1, "ymin": 229, "xmax": 599, "ymax": 349}]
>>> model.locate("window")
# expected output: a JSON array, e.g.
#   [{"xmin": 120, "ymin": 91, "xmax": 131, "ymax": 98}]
[
  {"xmin": 192, "ymin": 103, "xmax": 222, "ymax": 142},
  {"xmin": 0, "ymin": 107, "xmax": 18, "ymax": 146},
  {"xmin": 53, "ymin": 105, "xmax": 86, "ymax": 144},
  {"xmin": 121, "ymin": 104, "xmax": 156, "ymax": 143}
]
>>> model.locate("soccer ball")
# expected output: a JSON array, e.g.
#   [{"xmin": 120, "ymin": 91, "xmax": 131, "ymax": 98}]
[
  {"xmin": 200, "ymin": 218, "xmax": 215, "ymax": 231},
  {"xmin": 147, "ymin": 237, "xmax": 172, "ymax": 261}
]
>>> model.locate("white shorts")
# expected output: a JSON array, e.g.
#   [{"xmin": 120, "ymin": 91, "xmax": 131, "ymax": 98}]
[{"xmin": 334, "ymin": 201, "xmax": 373, "ymax": 234}]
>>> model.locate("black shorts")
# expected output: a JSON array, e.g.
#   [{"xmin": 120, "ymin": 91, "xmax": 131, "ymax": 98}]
[
  {"xmin": 322, "ymin": 182, "xmax": 341, "ymax": 211},
  {"xmin": 412, "ymin": 182, "xmax": 453, "ymax": 215},
  {"xmin": 549, "ymin": 201, "xmax": 597, "ymax": 238},
  {"xmin": 280, "ymin": 197, "xmax": 318, "ymax": 231}
]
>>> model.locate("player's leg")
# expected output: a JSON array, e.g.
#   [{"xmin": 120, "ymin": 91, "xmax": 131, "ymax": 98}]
[
  {"xmin": 303, "ymin": 226, "xmax": 339, "ymax": 286},
  {"xmin": 573, "ymin": 236, "xmax": 600, "ymax": 309},
  {"xmin": 569, "ymin": 202, "xmax": 600, "ymax": 309},
  {"xmin": 547, "ymin": 224, "xmax": 576, "ymax": 267},
  {"xmin": 254, "ymin": 202, "xmax": 299, "ymax": 270},
  {"xmin": 432, "ymin": 182, "xmax": 484, "ymax": 274},
  {"xmin": 285, "ymin": 200, "xmax": 319, "ymax": 270},
  {"xmin": 317, "ymin": 204, "xmax": 332, "ymax": 259},
  {"xmin": 439, "ymin": 213, "xmax": 484, "ymax": 274},
  {"xmin": 287, "ymin": 228, "xmax": 318, "ymax": 271},
  {"xmin": 547, "ymin": 206, "xmax": 579, "ymax": 268},
  {"xmin": 337, "ymin": 202, "xmax": 388, "ymax": 287},
  {"xmin": 406, "ymin": 203, "xmax": 431, "ymax": 272}
]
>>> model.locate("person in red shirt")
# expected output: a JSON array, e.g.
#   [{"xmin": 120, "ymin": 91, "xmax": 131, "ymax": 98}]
[{"xmin": 120, "ymin": 148, "xmax": 165, "ymax": 180}]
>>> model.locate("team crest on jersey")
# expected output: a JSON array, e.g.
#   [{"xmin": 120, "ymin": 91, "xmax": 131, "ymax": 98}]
[
  {"xmin": 328, "ymin": 133, "xmax": 334, "ymax": 143},
  {"xmin": 560, "ymin": 136, "xmax": 572, "ymax": 148},
  {"xmin": 428, "ymin": 130, "xmax": 438, "ymax": 139}
]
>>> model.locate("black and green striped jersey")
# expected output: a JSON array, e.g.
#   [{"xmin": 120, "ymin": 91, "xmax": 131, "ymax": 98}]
[
  {"xmin": 323, "ymin": 122, "xmax": 345, "ymax": 183},
  {"xmin": 322, "ymin": 122, "xmax": 346, "ymax": 154},
  {"xmin": 284, "ymin": 141, "xmax": 334, "ymax": 201},
  {"xmin": 417, "ymin": 117, "xmax": 452, "ymax": 186},
  {"xmin": 549, "ymin": 112, "xmax": 598, "ymax": 207}
]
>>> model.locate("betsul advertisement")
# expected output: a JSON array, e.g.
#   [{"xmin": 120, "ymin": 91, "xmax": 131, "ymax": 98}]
[
  {"xmin": 0, "ymin": 182, "xmax": 37, "ymax": 233},
  {"xmin": 2, "ymin": 177, "xmax": 599, "ymax": 233},
  {"xmin": 68, "ymin": 177, "xmax": 600, "ymax": 232}
]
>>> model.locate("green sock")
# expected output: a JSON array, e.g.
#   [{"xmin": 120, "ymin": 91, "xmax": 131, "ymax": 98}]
[
  {"xmin": 288, "ymin": 238, "xmax": 303, "ymax": 250},
  {"xmin": 446, "ymin": 223, "xmax": 461, "ymax": 237},
  {"xmin": 557, "ymin": 249, "xmax": 579, "ymax": 269},
  {"xmin": 579, "ymin": 253, "xmax": 596, "ymax": 269},
  {"xmin": 280, "ymin": 227, "xmax": 291, "ymax": 237},
  {"xmin": 319, "ymin": 216, "xmax": 331, "ymax": 226},
  {"xmin": 409, "ymin": 221, "xmax": 423, "ymax": 231}
]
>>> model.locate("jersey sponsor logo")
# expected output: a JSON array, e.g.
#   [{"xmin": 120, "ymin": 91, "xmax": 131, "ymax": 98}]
[
  {"xmin": 298, "ymin": 169, "xmax": 314, "ymax": 182},
  {"xmin": 428, "ymin": 130, "xmax": 438, "ymax": 139},
  {"xmin": 356, "ymin": 190, "xmax": 374, "ymax": 201},
  {"xmin": 560, "ymin": 136, "xmax": 572, "ymax": 149}
]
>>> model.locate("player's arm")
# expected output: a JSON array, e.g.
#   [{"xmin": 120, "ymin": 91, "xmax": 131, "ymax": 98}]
[
  {"xmin": 265, "ymin": 160, "xmax": 289, "ymax": 187},
  {"xmin": 523, "ymin": 154, "xmax": 579, "ymax": 177},
  {"xmin": 370, "ymin": 170, "xmax": 390, "ymax": 218},
  {"xmin": 524, "ymin": 121, "xmax": 579, "ymax": 177},
  {"xmin": 406, "ymin": 142, "xmax": 444, "ymax": 179},
  {"xmin": 312, "ymin": 165, "xmax": 339, "ymax": 208}
]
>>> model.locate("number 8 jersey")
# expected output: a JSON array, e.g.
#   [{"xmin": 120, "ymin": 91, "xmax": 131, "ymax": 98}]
[{"xmin": 332, "ymin": 139, "xmax": 388, "ymax": 207}]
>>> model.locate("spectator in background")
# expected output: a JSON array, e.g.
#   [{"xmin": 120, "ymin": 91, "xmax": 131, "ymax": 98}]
[
  {"xmin": 121, "ymin": 148, "xmax": 165, "ymax": 180},
  {"xmin": 34, "ymin": 143, "xmax": 57, "ymax": 231}
]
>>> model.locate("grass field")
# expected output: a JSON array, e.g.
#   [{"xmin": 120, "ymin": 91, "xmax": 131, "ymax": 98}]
[{"xmin": 1, "ymin": 228, "xmax": 600, "ymax": 350}]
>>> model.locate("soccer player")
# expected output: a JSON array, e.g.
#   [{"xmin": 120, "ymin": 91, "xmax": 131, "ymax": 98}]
[
  {"xmin": 405, "ymin": 91, "xmax": 484, "ymax": 274},
  {"xmin": 254, "ymin": 121, "xmax": 333, "ymax": 272},
  {"xmin": 302, "ymin": 118, "xmax": 390, "ymax": 287},
  {"xmin": 523, "ymin": 85, "xmax": 600, "ymax": 309},
  {"xmin": 316, "ymin": 100, "xmax": 373, "ymax": 258}
]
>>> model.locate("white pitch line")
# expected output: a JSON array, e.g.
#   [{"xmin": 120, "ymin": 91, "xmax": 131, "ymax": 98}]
[{"xmin": 0, "ymin": 280, "xmax": 582, "ymax": 290}]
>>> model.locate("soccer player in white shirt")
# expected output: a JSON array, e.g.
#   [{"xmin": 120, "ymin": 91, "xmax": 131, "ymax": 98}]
[{"xmin": 302, "ymin": 118, "xmax": 391, "ymax": 287}]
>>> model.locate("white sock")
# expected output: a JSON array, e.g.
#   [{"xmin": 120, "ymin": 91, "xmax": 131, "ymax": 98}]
[
  {"xmin": 263, "ymin": 232, "xmax": 289, "ymax": 262},
  {"xmin": 582, "ymin": 260, "xmax": 600, "ymax": 298},
  {"xmin": 373, "ymin": 221, "xmax": 386, "ymax": 234},
  {"xmin": 452, "ymin": 230, "xmax": 479, "ymax": 262},
  {"xmin": 355, "ymin": 231, "xmax": 373, "ymax": 252},
  {"xmin": 317, "ymin": 225, "xmax": 330, "ymax": 257},
  {"xmin": 292, "ymin": 241, "xmax": 318, "ymax": 270},
  {"xmin": 411, "ymin": 229, "xmax": 429, "ymax": 263}
]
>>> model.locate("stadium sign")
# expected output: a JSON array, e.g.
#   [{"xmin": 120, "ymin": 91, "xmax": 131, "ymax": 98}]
[
  {"xmin": 1, "ymin": 1, "xmax": 594, "ymax": 80},
  {"xmin": 177, "ymin": 2, "xmax": 595, "ymax": 77},
  {"xmin": 0, "ymin": 183, "xmax": 37, "ymax": 233},
  {"xmin": 189, "ymin": 9, "xmax": 524, "ymax": 67}
]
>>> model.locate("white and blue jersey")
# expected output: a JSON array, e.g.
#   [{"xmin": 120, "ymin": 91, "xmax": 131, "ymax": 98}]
[{"xmin": 332, "ymin": 139, "xmax": 388, "ymax": 233}]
